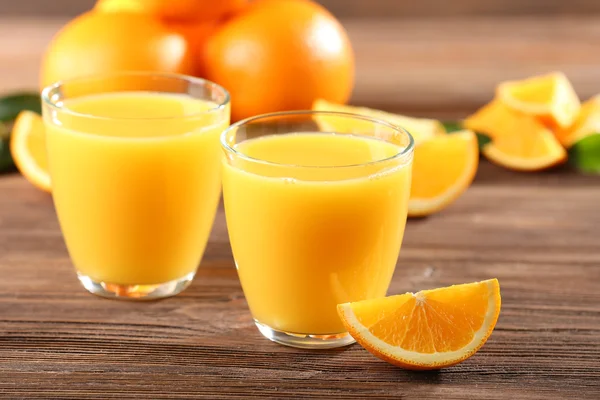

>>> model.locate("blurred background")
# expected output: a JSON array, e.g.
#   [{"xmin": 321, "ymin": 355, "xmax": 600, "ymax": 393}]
[{"xmin": 1, "ymin": 0, "xmax": 599, "ymax": 119}]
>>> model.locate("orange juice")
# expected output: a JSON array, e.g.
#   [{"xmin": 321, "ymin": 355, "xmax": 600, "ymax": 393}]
[
  {"xmin": 223, "ymin": 133, "xmax": 412, "ymax": 335},
  {"xmin": 45, "ymin": 91, "xmax": 229, "ymax": 286}
]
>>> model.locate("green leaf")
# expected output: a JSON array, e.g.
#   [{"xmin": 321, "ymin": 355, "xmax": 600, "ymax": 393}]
[
  {"xmin": 442, "ymin": 120, "xmax": 492, "ymax": 150},
  {"xmin": 0, "ymin": 122, "xmax": 13, "ymax": 171},
  {"xmin": 569, "ymin": 133, "xmax": 600, "ymax": 174},
  {"xmin": 476, "ymin": 132, "xmax": 492, "ymax": 149},
  {"xmin": 441, "ymin": 120, "xmax": 463, "ymax": 133},
  {"xmin": 0, "ymin": 92, "xmax": 41, "ymax": 123}
]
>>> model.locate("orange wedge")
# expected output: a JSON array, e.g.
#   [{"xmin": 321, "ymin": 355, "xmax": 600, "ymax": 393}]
[
  {"xmin": 497, "ymin": 72, "xmax": 580, "ymax": 129},
  {"xmin": 10, "ymin": 111, "xmax": 51, "ymax": 192},
  {"xmin": 312, "ymin": 99, "xmax": 445, "ymax": 144},
  {"xmin": 555, "ymin": 95, "xmax": 600, "ymax": 148},
  {"xmin": 408, "ymin": 130, "xmax": 478, "ymax": 217},
  {"xmin": 465, "ymin": 100, "xmax": 566, "ymax": 171},
  {"xmin": 338, "ymin": 279, "xmax": 501, "ymax": 370}
]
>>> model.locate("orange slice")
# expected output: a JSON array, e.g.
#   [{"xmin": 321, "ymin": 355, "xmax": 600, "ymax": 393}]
[
  {"xmin": 465, "ymin": 100, "xmax": 566, "ymax": 171},
  {"xmin": 555, "ymin": 95, "xmax": 600, "ymax": 148},
  {"xmin": 312, "ymin": 99, "xmax": 445, "ymax": 144},
  {"xmin": 338, "ymin": 279, "xmax": 501, "ymax": 370},
  {"xmin": 408, "ymin": 130, "xmax": 478, "ymax": 217},
  {"xmin": 10, "ymin": 111, "xmax": 51, "ymax": 192},
  {"xmin": 497, "ymin": 72, "xmax": 580, "ymax": 129}
]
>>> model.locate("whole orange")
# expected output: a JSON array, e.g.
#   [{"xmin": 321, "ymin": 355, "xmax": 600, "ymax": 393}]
[
  {"xmin": 168, "ymin": 20, "xmax": 221, "ymax": 77},
  {"xmin": 203, "ymin": 0, "xmax": 355, "ymax": 121},
  {"xmin": 95, "ymin": 0, "xmax": 249, "ymax": 22},
  {"xmin": 40, "ymin": 12, "xmax": 194, "ymax": 88}
]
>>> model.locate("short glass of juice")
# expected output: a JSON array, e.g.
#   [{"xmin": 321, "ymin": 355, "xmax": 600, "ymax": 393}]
[
  {"xmin": 41, "ymin": 72, "xmax": 230, "ymax": 300},
  {"xmin": 221, "ymin": 111, "xmax": 414, "ymax": 348}
]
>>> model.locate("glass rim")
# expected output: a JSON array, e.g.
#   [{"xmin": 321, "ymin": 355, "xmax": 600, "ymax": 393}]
[
  {"xmin": 41, "ymin": 71, "xmax": 230, "ymax": 121},
  {"xmin": 220, "ymin": 110, "xmax": 415, "ymax": 169}
]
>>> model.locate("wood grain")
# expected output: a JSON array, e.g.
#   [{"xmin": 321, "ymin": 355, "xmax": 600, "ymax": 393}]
[
  {"xmin": 4, "ymin": 0, "xmax": 600, "ymax": 18},
  {"xmin": 2, "ymin": 164, "xmax": 600, "ymax": 399},
  {"xmin": 1, "ymin": 16, "xmax": 600, "ymax": 400}
]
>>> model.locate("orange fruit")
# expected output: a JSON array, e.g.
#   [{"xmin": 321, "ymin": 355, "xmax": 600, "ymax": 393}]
[
  {"xmin": 204, "ymin": 0, "xmax": 354, "ymax": 121},
  {"xmin": 311, "ymin": 100, "xmax": 477, "ymax": 217},
  {"xmin": 95, "ymin": 0, "xmax": 248, "ymax": 22},
  {"xmin": 465, "ymin": 100, "xmax": 566, "ymax": 171},
  {"xmin": 312, "ymin": 99, "xmax": 444, "ymax": 144},
  {"xmin": 168, "ymin": 20, "xmax": 221, "ymax": 77},
  {"xmin": 555, "ymin": 95, "xmax": 600, "ymax": 148},
  {"xmin": 409, "ymin": 130, "xmax": 479, "ymax": 217},
  {"xmin": 40, "ymin": 12, "xmax": 194, "ymax": 89},
  {"xmin": 337, "ymin": 279, "xmax": 501, "ymax": 370},
  {"xmin": 10, "ymin": 111, "xmax": 51, "ymax": 192},
  {"xmin": 497, "ymin": 72, "xmax": 580, "ymax": 129}
]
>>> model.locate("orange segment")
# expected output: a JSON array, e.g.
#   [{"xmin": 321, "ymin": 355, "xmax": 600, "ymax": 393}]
[
  {"xmin": 555, "ymin": 95, "xmax": 600, "ymax": 148},
  {"xmin": 497, "ymin": 72, "xmax": 580, "ymax": 129},
  {"xmin": 338, "ymin": 279, "xmax": 501, "ymax": 370},
  {"xmin": 408, "ymin": 130, "xmax": 478, "ymax": 217},
  {"xmin": 312, "ymin": 99, "xmax": 445, "ymax": 144},
  {"xmin": 465, "ymin": 100, "xmax": 566, "ymax": 171},
  {"xmin": 10, "ymin": 111, "xmax": 51, "ymax": 192}
]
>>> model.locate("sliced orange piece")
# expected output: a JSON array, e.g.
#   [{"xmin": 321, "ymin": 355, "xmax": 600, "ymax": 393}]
[
  {"xmin": 338, "ymin": 279, "xmax": 501, "ymax": 370},
  {"xmin": 465, "ymin": 100, "xmax": 566, "ymax": 171},
  {"xmin": 555, "ymin": 95, "xmax": 600, "ymax": 148},
  {"xmin": 497, "ymin": 72, "xmax": 580, "ymax": 129},
  {"xmin": 10, "ymin": 111, "xmax": 51, "ymax": 192},
  {"xmin": 408, "ymin": 130, "xmax": 478, "ymax": 217},
  {"xmin": 312, "ymin": 99, "xmax": 445, "ymax": 144}
]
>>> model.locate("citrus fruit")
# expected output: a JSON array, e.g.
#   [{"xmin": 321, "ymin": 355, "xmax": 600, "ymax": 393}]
[
  {"xmin": 168, "ymin": 20, "xmax": 221, "ymax": 76},
  {"xmin": 409, "ymin": 130, "xmax": 479, "ymax": 217},
  {"xmin": 337, "ymin": 279, "xmax": 501, "ymax": 370},
  {"xmin": 203, "ymin": 0, "xmax": 354, "ymax": 121},
  {"xmin": 10, "ymin": 111, "xmax": 51, "ymax": 192},
  {"xmin": 465, "ymin": 100, "xmax": 566, "ymax": 171},
  {"xmin": 312, "ymin": 99, "xmax": 444, "ymax": 144},
  {"xmin": 555, "ymin": 95, "xmax": 600, "ymax": 148},
  {"xmin": 40, "ymin": 12, "xmax": 194, "ymax": 89},
  {"xmin": 497, "ymin": 72, "xmax": 580, "ymax": 129},
  {"xmin": 95, "ymin": 0, "xmax": 248, "ymax": 22}
]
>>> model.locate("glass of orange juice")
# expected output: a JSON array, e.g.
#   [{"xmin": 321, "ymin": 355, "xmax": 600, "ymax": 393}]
[
  {"xmin": 221, "ymin": 111, "xmax": 414, "ymax": 348},
  {"xmin": 41, "ymin": 72, "xmax": 230, "ymax": 300}
]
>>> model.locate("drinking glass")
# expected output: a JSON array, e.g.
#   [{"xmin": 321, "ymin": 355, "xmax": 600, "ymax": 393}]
[
  {"xmin": 41, "ymin": 72, "xmax": 230, "ymax": 300},
  {"xmin": 221, "ymin": 111, "xmax": 414, "ymax": 348}
]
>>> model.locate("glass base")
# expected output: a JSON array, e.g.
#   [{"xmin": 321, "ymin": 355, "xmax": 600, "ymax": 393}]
[
  {"xmin": 255, "ymin": 320, "xmax": 356, "ymax": 349},
  {"xmin": 77, "ymin": 271, "xmax": 195, "ymax": 300}
]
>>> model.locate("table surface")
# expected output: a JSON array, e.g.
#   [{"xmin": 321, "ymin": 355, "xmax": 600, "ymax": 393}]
[{"xmin": 1, "ymin": 16, "xmax": 600, "ymax": 400}]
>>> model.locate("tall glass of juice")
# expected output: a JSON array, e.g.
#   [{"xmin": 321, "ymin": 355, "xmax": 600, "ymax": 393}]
[
  {"xmin": 221, "ymin": 111, "xmax": 414, "ymax": 348},
  {"xmin": 42, "ymin": 72, "xmax": 230, "ymax": 300}
]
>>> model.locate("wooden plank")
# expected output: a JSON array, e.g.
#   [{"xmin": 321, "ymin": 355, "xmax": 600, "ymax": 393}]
[{"xmin": 1, "ymin": 164, "xmax": 599, "ymax": 398}]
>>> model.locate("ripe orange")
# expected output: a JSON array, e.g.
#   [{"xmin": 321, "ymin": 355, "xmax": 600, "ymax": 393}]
[
  {"xmin": 168, "ymin": 20, "xmax": 221, "ymax": 77},
  {"xmin": 497, "ymin": 72, "xmax": 580, "ymax": 129},
  {"xmin": 312, "ymin": 99, "xmax": 444, "ymax": 144},
  {"xmin": 40, "ymin": 12, "xmax": 194, "ymax": 89},
  {"xmin": 312, "ymin": 100, "xmax": 478, "ymax": 217},
  {"xmin": 465, "ymin": 100, "xmax": 566, "ymax": 171},
  {"xmin": 555, "ymin": 95, "xmax": 600, "ymax": 148},
  {"xmin": 409, "ymin": 130, "xmax": 479, "ymax": 217},
  {"xmin": 95, "ymin": 0, "xmax": 249, "ymax": 22},
  {"xmin": 10, "ymin": 111, "xmax": 51, "ymax": 192},
  {"xmin": 203, "ymin": 0, "xmax": 355, "ymax": 121},
  {"xmin": 338, "ymin": 279, "xmax": 501, "ymax": 370}
]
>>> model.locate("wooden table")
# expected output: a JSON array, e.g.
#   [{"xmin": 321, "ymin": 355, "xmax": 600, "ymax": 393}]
[{"xmin": 1, "ymin": 17, "xmax": 599, "ymax": 399}]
